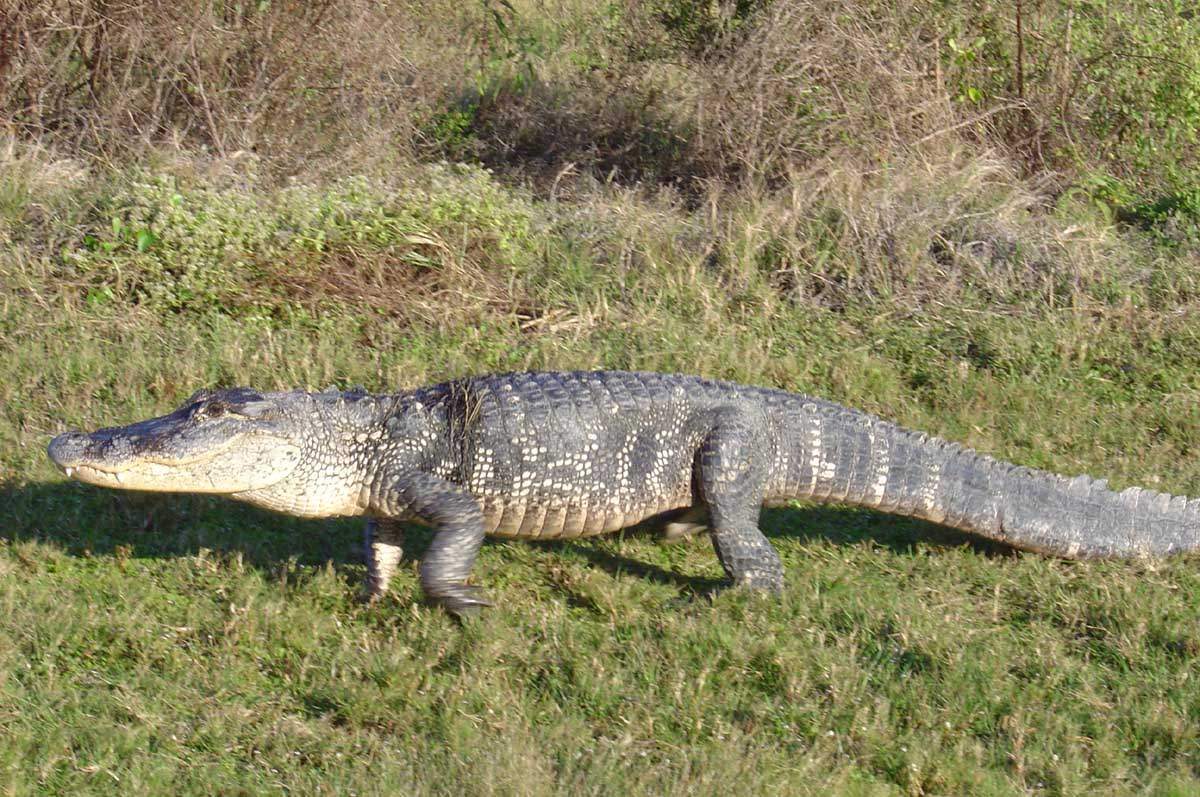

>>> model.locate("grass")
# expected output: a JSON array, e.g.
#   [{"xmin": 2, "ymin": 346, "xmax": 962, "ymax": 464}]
[{"xmin": 2, "ymin": 148, "xmax": 1200, "ymax": 795}]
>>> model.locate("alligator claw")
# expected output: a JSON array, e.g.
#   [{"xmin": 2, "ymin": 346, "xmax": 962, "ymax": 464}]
[
  {"xmin": 425, "ymin": 583, "xmax": 493, "ymax": 619},
  {"xmin": 732, "ymin": 572, "xmax": 785, "ymax": 593}
]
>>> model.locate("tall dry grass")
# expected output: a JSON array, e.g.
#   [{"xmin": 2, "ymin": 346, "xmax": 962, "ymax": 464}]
[
  {"xmin": 4, "ymin": 0, "xmax": 1195, "ymax": 320},
  {"xmin": 2, "ymin": 0, "xmax": 472, "ymax": 170},
  {"xmin": 0, "ymin": 0, "xmax": 1028, "ymax": 187}
]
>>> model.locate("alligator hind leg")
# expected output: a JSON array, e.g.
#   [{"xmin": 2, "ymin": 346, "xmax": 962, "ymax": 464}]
[
  {"xmin": 363, "ymin": 517, "xmax": 406, "ymax": 601},
  {"xmin": 697, "ymin": 408, "xmax": 784, "ymax": 591}
]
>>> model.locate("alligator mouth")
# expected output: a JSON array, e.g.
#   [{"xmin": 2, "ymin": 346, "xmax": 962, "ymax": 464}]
[
  {"xmin": 51, "ymin": 435, "xmax": 245, "ymax": 479},
  {"xmin": 55, "ymin": 462, "xmax": 146, "ymax": 486},
  {"xmin": 51, "ymin": 427, "xmax": 301, "ymax": 494}
]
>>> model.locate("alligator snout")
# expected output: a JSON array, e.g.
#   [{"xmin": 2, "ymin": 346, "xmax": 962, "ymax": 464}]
[{"xmin": 47, "ymin": 431, "xmax": 90, "ymax": 469}]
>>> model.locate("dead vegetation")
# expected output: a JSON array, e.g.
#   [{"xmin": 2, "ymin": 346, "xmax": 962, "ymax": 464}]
[
  {"xmin": 3, "ymin": 0, "xmax": 440, "ymax": 169},
  {"xmin": 8, "ymin": 0, "xmax": 1196, "ymax": 194},
  {"xmin": 3, "ymin": 0, "xmax": 1197, "ymax": 318},
  {"xmin": 267, "ymin": 236, "xmax": 531, "ymax": 329}
]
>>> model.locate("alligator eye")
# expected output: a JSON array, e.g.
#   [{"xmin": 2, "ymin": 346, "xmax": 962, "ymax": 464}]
[{"xmin": 201, "ymin": 401, "xmax": 228, "ymax": 418}]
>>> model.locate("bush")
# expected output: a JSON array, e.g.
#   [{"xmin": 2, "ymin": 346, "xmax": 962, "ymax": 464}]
[
  {"xmin": 51, "ymin": 163, "xmax": 542, "ymax": 323},
  {"xmin": 931, "ymin": 0, "xmax": 1200, "ymax": 192}
]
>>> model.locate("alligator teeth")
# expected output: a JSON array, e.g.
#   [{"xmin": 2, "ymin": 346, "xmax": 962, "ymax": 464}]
[
  {"xmin": 114, "ymin": 472, "xmax": 124, "ymax": 484},
  {"xmin": 65, "ymin": 467, "xmax": 75, "ymax": 478}
]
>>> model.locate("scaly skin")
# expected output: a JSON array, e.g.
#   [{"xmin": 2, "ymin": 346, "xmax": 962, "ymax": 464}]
[{"xmin": 48, "ymin": 371, "xmax": 1200, "ymax": 616}]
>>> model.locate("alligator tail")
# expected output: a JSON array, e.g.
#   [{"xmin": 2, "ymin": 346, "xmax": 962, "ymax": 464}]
[{"xmin": 784, "ymin": 403, "xmax": 1200, "ymax": 559}]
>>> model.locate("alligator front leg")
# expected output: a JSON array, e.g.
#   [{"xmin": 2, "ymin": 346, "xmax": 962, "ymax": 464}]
[
  {"xmin": 373, "ymin": 471, "xmax": 492, "ymax": 617},
  {"xmin": 363, "ymin": 517, "xmax": 406, "ymax": 601}
]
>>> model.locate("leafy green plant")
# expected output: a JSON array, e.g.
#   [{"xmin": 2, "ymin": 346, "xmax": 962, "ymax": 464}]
[
  {"xmin": 1120, "ymin": 188, "xmax": 1200, "ymax": 242},
  {"xmin": 422, "ymin": 105, "xmax": 481, "ymax": 161},
  {"xmin": 57, "ymin": 165, "xmax": 543, "ymax": 321},
  {"xmin": 475, "ymin": 0, "xmax": 544, "ymax": 97},
  {"xmin": 946, "ymin": 36, "xmax": 987, "ymax": 104},
  {"xmin": 81, "ymin": 215, "xmax": 159, "ymax": 255},
  {"xmin": 936, "ymin": 0, "xmax": 1200, "ymax": 189}
]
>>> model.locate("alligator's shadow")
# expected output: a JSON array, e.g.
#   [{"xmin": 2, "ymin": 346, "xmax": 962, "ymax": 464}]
[
  {"xmin": 2, "ymin": 481, "xmax": 1014, "ymax": 593},
  {"xmin": 548, "ymin": 505, "xmax": 1016, "ymax": 598},
  {"xmin": 3, "ymin": 481, "xmax": 363, "ymax": 575}
]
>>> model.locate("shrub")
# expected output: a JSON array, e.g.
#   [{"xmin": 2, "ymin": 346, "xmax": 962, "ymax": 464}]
[{"xmin": 54, "ymin": 162, "xmax": 542, "ymax": 323}]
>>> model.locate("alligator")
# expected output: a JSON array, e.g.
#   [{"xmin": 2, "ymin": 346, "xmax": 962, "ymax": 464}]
[{"xmin": 47, "ymin": 370, "xmax": 1200, "ymax": 616}]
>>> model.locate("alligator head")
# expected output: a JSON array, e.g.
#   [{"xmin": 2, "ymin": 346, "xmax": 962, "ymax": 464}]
[{"xmin": 48, "ymin": 388, "xmax": 306, "ymax": 495}]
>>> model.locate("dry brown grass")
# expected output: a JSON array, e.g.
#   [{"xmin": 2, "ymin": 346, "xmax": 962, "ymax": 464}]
[
  {"xmin": 2, "ymin": 0, "xmax": 470, "ymax": 171},
  {"xmin": 452, "ymin": 0, "xmax": 1027, "ymax": 198},
  {"xmin": 2, "ymin": 0, "xmax": 978, "ymax": 189},
  {"xmin": 268, "ymin": 238, "xmax": 532, "ymax": 330},
  {"xmin": 685, "ymin": 1, "xmax": 960, "ymax": 184},
  {"xmin": 4, "ymin": 1, "xmax": 1193, "ymax": 326},
  {"xmin": 6, "ymin": 0, "xmax": 1197, "ymax": 199}
]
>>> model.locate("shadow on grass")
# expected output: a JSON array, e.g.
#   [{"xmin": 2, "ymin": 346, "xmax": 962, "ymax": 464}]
[
  {"xmin": 543, "ymin": 505, "xmax": 1016, "ymax": 600},
  {"xmin": 2, "ymin": 481, "xmax": 1017, "ymax": 592},
  {"xmin": 2, "ymin": 480, "xmax": 365, "ymax": 578},
  {"xmin": 558, "ymin": 541, "xmax": 728, "ymax": 597},
  {"xmin": 760, "ymin": 505, "xmax": 1020, "ymax": 559}
]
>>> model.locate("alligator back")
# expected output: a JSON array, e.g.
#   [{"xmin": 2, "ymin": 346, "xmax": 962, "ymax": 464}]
[{"xmin": 451, "ymin": 371, "xmax": 764, "ymax": 538}]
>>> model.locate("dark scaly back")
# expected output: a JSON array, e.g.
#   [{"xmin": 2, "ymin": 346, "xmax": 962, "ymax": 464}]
[{"xmin": 437, "ymin": 371, "xmax": 761, "ymax": 538}]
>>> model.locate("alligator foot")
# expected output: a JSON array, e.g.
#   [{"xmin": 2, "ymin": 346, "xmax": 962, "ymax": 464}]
[
  {"xmin": 656, "ymin": 507, "xmax": 709, "ymax": 544},
  {"xmin": 660, "ymin": 520, "xmax": 707, "ymax": 544},
  {"xmin": 732, "ymin": 569, "xmax": 785, "ymax": 593},
  {"xmin": 424, "ymin": 583, "xmax": 493, "ymax": 619}
]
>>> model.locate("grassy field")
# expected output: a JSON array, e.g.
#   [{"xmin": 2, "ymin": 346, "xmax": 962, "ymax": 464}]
[{"xmin": 4, "ymin": 0, "xmax": 1200, "ymax": 794}]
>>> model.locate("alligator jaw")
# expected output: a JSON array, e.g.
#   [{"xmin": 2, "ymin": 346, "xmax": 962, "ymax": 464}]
[
  {"xmin": 52, "ymin": 461, "xmax": 133, "ymax": 488},
  {"xmin": 50, "ymin": 446, "xmax": 199, "ymax": 486}
]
